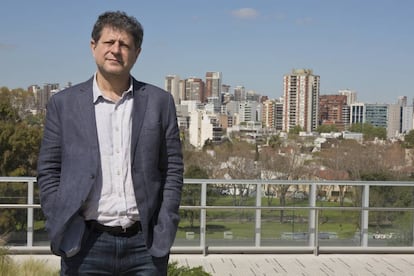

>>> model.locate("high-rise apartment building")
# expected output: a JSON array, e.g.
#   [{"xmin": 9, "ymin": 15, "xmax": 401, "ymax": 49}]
[
  {"xmin": 165, "ymin": 75, "xmax": 181, "ymax": 104},
  {"xmin": 402, "ymin": 105, "xmax": 414, "ymax": 133},
  {"xmin": 283, "ymin": 69, "xmax": 320, "ymax": 132},
  {"xmin": 262, "ymin": 100, "xmax": 275, "ymax": 129},
  {"xmin": 246, "ymin": 90, "xmax": 260, "ymax": 102},
  {"xmin": 275, "ymin": 100, "xmax": 284, "ymax": 131},
  {"xmin": 184, "ymin": 78, "xmax": 204, "ymax": 102},
  {"xmin": 318, "ymin": 95, "xmax": 348, "ymax": 130},
  {"xmin": 221, "ymin": 84, "xmax": 231, "ymax": 94},
  {"xmin": 28, "ymin": 84, "xmax": 41, "ymax": 111},
  {"xmin": 392, "ymin": 97, "xmax": 411, "ymax": 136},
  {"xmin": 234, "ymin": 86, "xmax": 246, "ymax": 102},
  {"xmin": 239, "ymin": 101, "xmax": 258, "ymax": 123},
  {"xmin": 41, "ymin": 83, "xmax": 59, "ymax": 110},
  {"xmin": 179, "ymin": 80, "xmax": 186, "ymax": 102},
  {"xmin": 338, "ymin": 89, "xmax": 357, "ymax": 105},
  {"xmin": 398, "ymin": 96, "xmax": 407, "ymax": 107},
  {"xmin": 387, "ymin": 103, "xmax": 402, "ymax": 138},
  {"xmin": 342, "ymin": 105, "xmax": 351, "ymax": 129},
  {"xmin": 262, "ymin": 99, "xmax": 276, "ymax": 129},
  {"xmin": 205, "ymin": 72, "xmax": 222, "ymax": 101}
]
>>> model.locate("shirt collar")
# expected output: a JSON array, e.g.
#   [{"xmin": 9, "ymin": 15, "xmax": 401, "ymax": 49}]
[{"xmin": 92, "ymin": 73, "xmax": 134, "ymax": 103}]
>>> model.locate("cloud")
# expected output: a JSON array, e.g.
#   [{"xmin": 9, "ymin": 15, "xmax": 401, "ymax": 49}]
[
  {"xmin": 231, "ymin": 8, "xmax": 259, "ymax": 20},
  {"xmin": 296, "ymin": 17, "xmax": 315, "ymax": 25},
  {"xmin": 0, "ymin": 43, "xmax": 17, "ymax": 50}
]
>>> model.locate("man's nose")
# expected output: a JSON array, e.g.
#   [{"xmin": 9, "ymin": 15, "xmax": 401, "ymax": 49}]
[{"xmin": 110, "ymin": 42, "xmax": 121, "ymax": 53}]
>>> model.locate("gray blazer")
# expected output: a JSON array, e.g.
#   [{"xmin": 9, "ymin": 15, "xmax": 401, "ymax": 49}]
[{"xmin": 37, "ymin": 77, "xmax": 184, "ymax": 257}]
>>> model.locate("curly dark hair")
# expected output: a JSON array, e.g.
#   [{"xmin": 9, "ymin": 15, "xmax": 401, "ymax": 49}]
[{"xmin": 91, "ymin": 11, "xmax": 144, "ymax": 49}]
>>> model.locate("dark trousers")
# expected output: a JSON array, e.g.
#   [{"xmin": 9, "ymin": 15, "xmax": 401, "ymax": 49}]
[{"xmin": 60, "ymin": 229, "xmax": 168, "ymax": 275}]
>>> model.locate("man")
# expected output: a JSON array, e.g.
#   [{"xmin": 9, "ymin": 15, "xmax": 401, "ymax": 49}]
[{"xmin": 37, "ymin": 11, "xmax": 184, "ymax": 275}]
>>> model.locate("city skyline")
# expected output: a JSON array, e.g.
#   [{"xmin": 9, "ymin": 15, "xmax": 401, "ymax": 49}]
[{"xmin": 1, "ymin": 1, "xmax": 413, "ymax": 104}]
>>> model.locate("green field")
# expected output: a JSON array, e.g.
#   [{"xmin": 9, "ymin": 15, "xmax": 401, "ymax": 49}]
[{"xmin": 177, "ymin": 195, "xmax": 408, "ymax": 242}]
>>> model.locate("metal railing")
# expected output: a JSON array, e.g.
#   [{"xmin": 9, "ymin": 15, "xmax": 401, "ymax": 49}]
[{"xmin": 1, "ymin": 177, "xmax": 414, "ymax": 255}]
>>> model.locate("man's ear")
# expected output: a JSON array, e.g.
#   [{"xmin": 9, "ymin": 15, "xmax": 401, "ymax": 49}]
[
  {"xmin": 133, "ymin": 47, "xmax": 141, "ymax": 62},
  {"xmin": 90, "ymin": 39, "xmax": 97, "ymax": 58},
  {"xmin": 135, "ymin": 47, "xmax": 142, "ymax": 59},
  {"xmin": 90, "ymin": 39, "xmax": 96, "ymax": 50}
]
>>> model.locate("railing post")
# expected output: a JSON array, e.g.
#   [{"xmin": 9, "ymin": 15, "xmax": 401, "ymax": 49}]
[
  {"xmin": 308, "ymin": 182, "xmax": 317, "ymax": 251},
  {"xmin": 314, "ymin": 209, "xmax": 319, "ymax": 256},
  {"xmin": 27, "ymin": 179, "xmax": 34, "ymax": 247},
  {"xmin": 255, "ymin": 182, "xmax": 261, "ymax": 247},
  {"xmin": 411, "ymin": 186, "xmax": 414, "ymax": 247},
  {"xmin": 200, "ymin": 181, "xmax": 207, "ymax": 255},
  {"xmin": 361, "ymin": 183, "xmax": 370, "ymax": 247}
]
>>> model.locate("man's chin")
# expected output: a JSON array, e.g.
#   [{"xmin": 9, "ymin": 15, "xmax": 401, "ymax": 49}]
[{"xmin": 103, "ymin": 69, "xmax": 126, "ymax": 77}]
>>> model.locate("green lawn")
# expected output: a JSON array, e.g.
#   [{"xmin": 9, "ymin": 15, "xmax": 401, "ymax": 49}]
[{"xmin": 177, "ymin": 196, "xmax": 408, "ymax": 240}]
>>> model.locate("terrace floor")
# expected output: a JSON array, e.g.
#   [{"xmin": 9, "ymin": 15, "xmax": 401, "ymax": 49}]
[{"xmin": 12, "ymin": 253, "xmax": 414, "ymax": 275}]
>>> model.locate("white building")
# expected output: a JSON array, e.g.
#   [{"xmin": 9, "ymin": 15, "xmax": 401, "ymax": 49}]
[
  {"xmin": 387, "ymin": 103, "xmax": 402, "ymax": 138},
  {"xmin": 189, "ymin": 110, "xmax": 216, "ymax": 149},
  {"xmin": 402, "ymin": 105, "xmax": 414, "ymax": 133},
  {"xmin": 350, "ymin": 102, "xmax": 365, "ymax": 124},
  {"xmin": 239, "ymin": 101, "xmax": 260, "ymax": 123}
]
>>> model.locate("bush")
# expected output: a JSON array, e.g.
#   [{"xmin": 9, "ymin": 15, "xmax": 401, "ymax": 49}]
[
  {"xmin": 0, "ymin": 234, "xmax": 56, "ymax": 275},
  {"xmin": 168, "ymin": 261, "xmax": 211, "ymax": 275}
]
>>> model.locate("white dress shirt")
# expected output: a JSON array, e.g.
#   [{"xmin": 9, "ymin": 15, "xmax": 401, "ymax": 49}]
[{"xmin": 82, "ymin": 74, "xmax": 139, "ymax": 228}]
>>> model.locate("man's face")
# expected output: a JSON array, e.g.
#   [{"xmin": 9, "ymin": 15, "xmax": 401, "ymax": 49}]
[{"xmin": 91, "ymin": 26, "xmax": 141, "ymax": 78}]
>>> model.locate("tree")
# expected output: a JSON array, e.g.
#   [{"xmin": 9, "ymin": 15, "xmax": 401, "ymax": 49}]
[
  {"xmin": 316, "ymin": 124, "xmax": 338, "ymax": 133},
  {"xmin": 289, "ymin": 125, "xmax": 303, "ymax": 137},
  {"xmin": 0, "ymin": 89, "xmax": 19, "ymax": 123},
  {"xmin": 403, "ymin": 130, "xmax": 414, "ymax": 148},
  {"xmin": 315, "ymin": 140, "xmax": 350, "ymax": 206},
  {"xmin": 268, "ymin": 135, "xmax": 282, "ymax": 148},
  {"xmin": 0, "ymin": 121, "xmax": 42, "ymax": 176},
  {"xmin": 259, "ymin": 139, "xmax": 311, "ymax": 222},
  {"xmin": 0, "ymin": 88, "xmax": 43, "ymax": 233},
  {"xmin": 182, "ymin": 147, "xmax": 217, "ymax": 178},
  {"xmin": 349, "ymin": 123, "xmax": 386, "ymax": 141}
]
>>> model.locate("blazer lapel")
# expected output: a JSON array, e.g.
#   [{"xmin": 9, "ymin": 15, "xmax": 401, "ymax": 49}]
[
  {"xmin": 75, "ymin": 78, "xmax": 99, "ymax": 149},
  {"xmin": 131, "ymin": 80, "xmax": 148, "ymax": 158}
]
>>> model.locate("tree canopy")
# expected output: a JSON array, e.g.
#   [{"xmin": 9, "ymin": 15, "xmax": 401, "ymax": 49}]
[
  {"xmin": 0, "ymin": 88, "xmax": 42, "ymax": 176},
  {"xmin": 403, "ymin": 129, "xmax": 414, "ymax": 148},
  {"xmin": 349, "ymin": 123, "xmax": 386, "ymax": 141}
]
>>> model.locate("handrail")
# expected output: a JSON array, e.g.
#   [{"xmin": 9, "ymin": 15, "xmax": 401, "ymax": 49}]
[{"xmin": 1, "ymin": 177, "xmax": 414, "ymax": 255}]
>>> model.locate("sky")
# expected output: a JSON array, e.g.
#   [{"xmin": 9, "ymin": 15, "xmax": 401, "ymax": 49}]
[{"xmin": 1, "ymin": 0, "xmax": 413, "ymax": 104}]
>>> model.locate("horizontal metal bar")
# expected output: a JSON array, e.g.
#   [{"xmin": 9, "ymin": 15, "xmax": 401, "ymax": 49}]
[
  {"xmin": 0, "ymin": 204, "xmax": 41, "ymax": 208},
  {"xmin": 2, "ymin": 204, "xmax": 414, "ymax": 212},
  {"xmin": 179, "ymin": 205, "xmax": 414, "ymax": 212},
  {"xmin": 9, "ymin": 245, "xmax": 414, "ymax": 255},
  {"xmin": 2, "ymin": 176, "xmax": 414, "ymax": 187}
]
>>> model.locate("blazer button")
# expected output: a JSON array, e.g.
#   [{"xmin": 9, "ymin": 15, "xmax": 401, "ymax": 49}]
[{"xmin": 90, "ymin": 174, "xmax": 95, "ymax": 179}]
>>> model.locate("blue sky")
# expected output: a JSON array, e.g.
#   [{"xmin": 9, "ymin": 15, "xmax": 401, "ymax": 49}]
[{"xmin": 1, "ymin": 0, "xmax": 413, "ymax": 103}]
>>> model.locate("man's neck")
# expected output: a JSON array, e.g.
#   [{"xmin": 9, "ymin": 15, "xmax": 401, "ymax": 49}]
[{"xmin": 96, "ymin": 72, "xmax": 130, "ymax": 99}]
